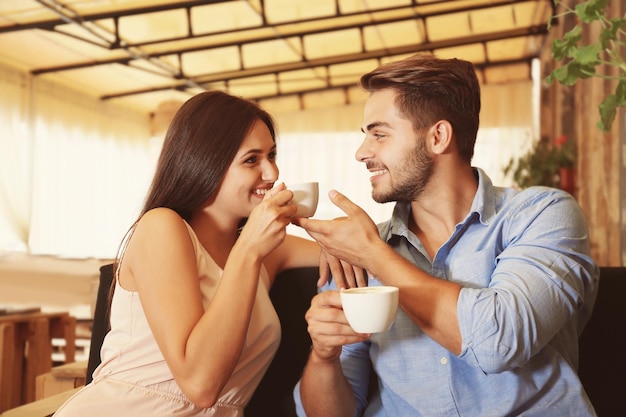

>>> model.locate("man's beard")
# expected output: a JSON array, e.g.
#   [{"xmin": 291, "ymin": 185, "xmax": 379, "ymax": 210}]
[{"xmin": 372, "ymin": 138, "xmax": 434, "ymax": 204}]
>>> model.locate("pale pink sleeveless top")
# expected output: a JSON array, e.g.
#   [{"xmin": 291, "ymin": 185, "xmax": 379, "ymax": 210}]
[{"xmin": 55, "ymin": 221, "xmax": 280, "ymax": 416}]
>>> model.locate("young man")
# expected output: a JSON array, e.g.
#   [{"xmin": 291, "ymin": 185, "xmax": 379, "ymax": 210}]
[{"xmin": 292, "ymin": 54, "xmax": 599, "ymax": 417}]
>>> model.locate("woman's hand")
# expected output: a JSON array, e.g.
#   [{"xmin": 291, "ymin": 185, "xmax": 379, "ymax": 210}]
[{"xmin": 237, "ymin": 183, "xmax": 296, "ymax": 260}]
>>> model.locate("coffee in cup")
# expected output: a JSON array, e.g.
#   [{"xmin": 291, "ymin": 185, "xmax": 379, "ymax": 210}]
[{"xmin": 340, "ymin": 286, "xmax": 399, "ymax": 333}]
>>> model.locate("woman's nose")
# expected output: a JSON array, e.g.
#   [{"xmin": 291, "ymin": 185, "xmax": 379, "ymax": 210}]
[{"xmin": 263, "ymin": 161, "xmax": 279, "ymax": 181}]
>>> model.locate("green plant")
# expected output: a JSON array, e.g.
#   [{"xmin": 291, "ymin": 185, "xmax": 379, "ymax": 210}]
[
  {"xmin": 504, "ymin": 135, "xmax": 576, "ymax": 188},
  {"xmin": 546, "ymin": 0, "xmax": 626, "ymax": 132}
]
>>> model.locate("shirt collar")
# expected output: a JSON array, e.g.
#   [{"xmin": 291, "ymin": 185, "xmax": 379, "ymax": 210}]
[
  {"xmin": 470, "ymin": 167, "xmax": 497, "ymax": 226},
  {"xmin": 381, "ymin": 167, "xmax": 498, "ymax": 243}
]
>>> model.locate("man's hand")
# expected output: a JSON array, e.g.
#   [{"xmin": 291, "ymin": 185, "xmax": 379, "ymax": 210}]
[
  {"xmin": 319, "ymin": 250, "xmax": 367, "ymax": 289},
  {"xmin": 293, "ymin": 190, "xmax": 382, "ymax": 271},
  {"xmin": 305, "ymin": 291, "xmax": 370, "ymax": 361}
]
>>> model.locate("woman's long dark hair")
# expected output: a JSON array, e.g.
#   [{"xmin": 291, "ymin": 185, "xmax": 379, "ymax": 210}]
[
  {"xmin": 142, "ymin": 90, "xmax": 276, "ymax": 222},
  {"xmin": 108, "ymin": 91, "xmax": 277, "ymax": 313}
]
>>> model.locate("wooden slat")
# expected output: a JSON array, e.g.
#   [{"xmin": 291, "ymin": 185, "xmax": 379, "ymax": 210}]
[
  {"xmin": 0, "ymin": 323, "xmax": 16, "ymax": 413},
  {"xmin": 0, "ymin": 312, "xmax": 77, "ymax": 413}
]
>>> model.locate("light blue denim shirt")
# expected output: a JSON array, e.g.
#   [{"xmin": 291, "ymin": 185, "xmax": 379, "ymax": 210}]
[{"xmin": 295, "ymin": 168, "xmax": 599, "ymax": 417}]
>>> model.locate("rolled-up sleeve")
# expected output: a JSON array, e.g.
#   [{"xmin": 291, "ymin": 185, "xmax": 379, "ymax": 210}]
[{"xmin": 456, "ymin": 189, "xmax": 598, "ymax": 373}]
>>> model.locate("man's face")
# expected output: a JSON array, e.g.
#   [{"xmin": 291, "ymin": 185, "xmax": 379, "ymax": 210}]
[{"xmin": 357, "ymin": 89, "xmax": 434, "ymax": 203}]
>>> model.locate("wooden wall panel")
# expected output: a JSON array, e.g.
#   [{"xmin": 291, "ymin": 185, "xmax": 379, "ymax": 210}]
[{"xmin": 540, "ymin": 0, "xmax": 624, "ymax": 266}]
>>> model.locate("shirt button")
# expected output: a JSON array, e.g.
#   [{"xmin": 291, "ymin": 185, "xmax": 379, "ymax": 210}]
[{"xmin": 440, "ymin": 357, "xmax": 448, "ymax": 365}]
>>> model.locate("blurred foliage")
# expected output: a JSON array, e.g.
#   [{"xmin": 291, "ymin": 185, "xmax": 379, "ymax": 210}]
[
  {"xmin": 546, "ymin": 0, "xmax": 626, "ymax": 132},
  {"xmin": 504, "ymin": 135, "xmax": 576, "ymax": 188}
]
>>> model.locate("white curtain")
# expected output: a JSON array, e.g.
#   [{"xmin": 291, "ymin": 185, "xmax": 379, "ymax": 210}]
[
  {"xmin": 0, "ymin": 65, "xmax": 31, "ymax": 253},
  {"xmin": 0, "ymin": 62, "xmax": 154, "ymax": 259},
  {"xmin": 0, "ymin": 60, "xmax": 534, "ymax": 259},
  {"xmin": 276, "ymin": 127, "xmax": 532, "ymax": 239}
]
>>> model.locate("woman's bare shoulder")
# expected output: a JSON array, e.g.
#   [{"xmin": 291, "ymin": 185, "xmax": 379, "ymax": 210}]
[
  {"xmin": 127, "ymin": 208, "xmax": 194, "ymax": 258},
  {"xmin": 122, "ymin": 208, "xmax": 197, "ymax": 288},
  {"xmin": 139, "ymin": 207, "xmax": 184, "ymax": 225},
  {"xmin": 134, "ymin": 208, "xmax": 189, "ymax": 237}
]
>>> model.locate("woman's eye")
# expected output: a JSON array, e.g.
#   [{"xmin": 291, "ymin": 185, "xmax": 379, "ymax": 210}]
[
  {"xmin": 269, "ymin": 151, "xmax": 277, "ymax": 160},
  {"xmin": 244, "ymin": 156, "xmax": 257, "ymax": 164}
]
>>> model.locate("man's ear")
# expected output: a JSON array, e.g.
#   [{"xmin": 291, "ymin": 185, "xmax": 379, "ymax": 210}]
[{"xmin": 430, "ymin": 120, "xmax": 453, "ymax": 155}]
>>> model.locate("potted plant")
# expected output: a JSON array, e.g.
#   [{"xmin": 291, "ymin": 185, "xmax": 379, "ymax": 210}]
[
  {"xmin": 553, "ymin": 134, "xmax": 577, "ymax": 193},
  {"xmin": 504, "ymin": 134, "xmax": 576, "ymax": 192}
]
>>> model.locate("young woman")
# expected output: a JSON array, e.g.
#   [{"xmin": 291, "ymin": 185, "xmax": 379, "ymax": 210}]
[{"xmin": 53, "ymin": 91, "xmax": 358, "ymax": 416}]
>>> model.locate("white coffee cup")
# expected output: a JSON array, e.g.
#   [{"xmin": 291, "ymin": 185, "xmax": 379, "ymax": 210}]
[
  {"xmin": 340, "ymin": 286, "xmax": 399, "ymax": 333},
  {"xmin": 288, "ymin": 182, "xmax": 319, "ymax": 217}
]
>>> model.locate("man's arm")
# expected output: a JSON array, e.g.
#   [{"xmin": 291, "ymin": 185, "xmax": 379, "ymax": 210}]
[
  {"xmin": 296, "ymin": 290, "xmax": 370, "ymax": 417},
  {"xmin": 296, "ymin": 189, "xmax": 598, "ymax": 372},
  {"xmin": 293, "ymin": 191, "xmax": 463, "ymax": 354},
  {"xmin": 299, "ymin": 351, "xmax": 357, "ymax": 417}
]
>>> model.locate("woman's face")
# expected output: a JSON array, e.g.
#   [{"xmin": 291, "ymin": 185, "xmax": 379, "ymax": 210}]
[{"xmin": 212, "ymin": 119, "xmax": 279, "ymax": 220}]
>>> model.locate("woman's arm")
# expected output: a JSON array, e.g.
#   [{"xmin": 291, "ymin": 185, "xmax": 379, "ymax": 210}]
[
  {"xmin": 265, "ymin": 235, "xmax": 367, "ymax": 288},
  {"xmin": 263, "ymin": 235, "xmax": 320, "ymax": 282},
  {"xmin": 122, "ymin": 201, "xmax": 292, "ymax": 407}
]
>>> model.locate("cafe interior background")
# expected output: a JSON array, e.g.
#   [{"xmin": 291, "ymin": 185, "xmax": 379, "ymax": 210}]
[{"xmin": 0, "ymin": 0, "xmax": 623, "ymax": 408}]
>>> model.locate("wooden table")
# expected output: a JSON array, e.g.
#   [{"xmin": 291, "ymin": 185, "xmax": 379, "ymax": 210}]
[
  {"xmin": 35, "ymin": 360, "xmax": 86, "ymax": 400},
  {"xmin": 0, "ymin": 387, "xmax": 81, "ymax": 417},
  {"xmin": 0, "ymin": 310, "xmax": 76, "ymax": 413}
]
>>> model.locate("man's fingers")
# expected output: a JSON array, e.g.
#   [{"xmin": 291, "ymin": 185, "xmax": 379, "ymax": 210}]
[
  {"xmin": 355, "ymin": 268, "xmax": 368, "ymax": 287},
  {"xmin": 340, "ymin": 260, "xmax": 357, "ymax": 289},
  {"xmin": 291, "ymin": 216, "xmax": 332, "ymax": 235},
  {"xmin": 310, "ymin": 289, "xmax": 342, "ymax": 308},
  {"xmin": 318, "ymin": 254, "xmax": 331, "ymax": 287},
  {"xmin": 307, "ymin": 292, "xmax": 372, "ymax": 351},
  {"xmin": 337, "ymin": 263, "xmax": 368, "ymax": 288},
  {"xmin": 327, "ymin": 256, "xmax": 348, "ymax": 289},
  {"xmin": 328, "ymin": 189, "xmax": 367, "ymax": 218},
  {"xmin": 317, "ymin": 272, "xmax": 328, "ymax": 288}
]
